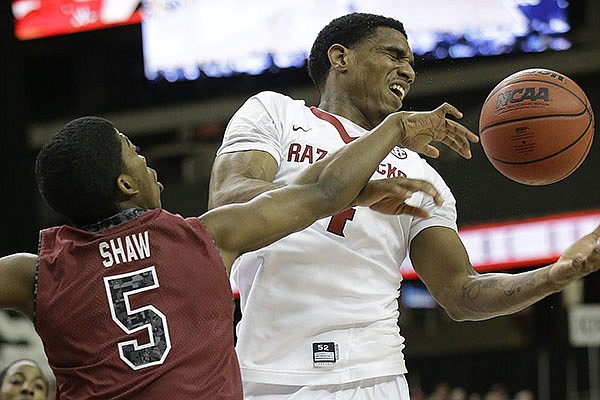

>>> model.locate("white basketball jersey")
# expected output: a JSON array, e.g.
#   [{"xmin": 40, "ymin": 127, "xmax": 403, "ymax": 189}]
[{"xmin": 217, "ymin": 91, "xmax": 457, "ymax": 386}]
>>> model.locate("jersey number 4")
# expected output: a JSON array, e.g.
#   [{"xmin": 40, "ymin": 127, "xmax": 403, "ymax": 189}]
[
  {"xmin": 327, "ymin": 208, "xmax": 356, "ymax": 237},
  {"xmin": 104, "ymin": 266, "xmax": 172, "ymax": 370}
]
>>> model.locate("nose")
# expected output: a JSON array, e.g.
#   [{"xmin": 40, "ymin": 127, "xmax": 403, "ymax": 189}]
[
  {"xmin": 399, "ymin": 63, "xmax": 415, "ymax": 85},
  {"xmin": 21, "ymin": 381, "xmax": 35, "ymax": 395}
]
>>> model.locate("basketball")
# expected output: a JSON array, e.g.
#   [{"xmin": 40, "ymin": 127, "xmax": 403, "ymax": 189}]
[{"xmin": 478, "ymin": 68, "xmax": 595, "ymax": 186}]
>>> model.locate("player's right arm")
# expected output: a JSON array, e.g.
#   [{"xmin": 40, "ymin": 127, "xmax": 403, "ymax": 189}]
[
  {"xmin": 204, "ymin": 104, "xmax": 475, "ymax": 273},
  {"xmin": 0, "ymin": 253, "xmax": 37, "ymax": 320},
  {"xmin": 208, "ymin": 149, "xmax": 281, "ymax": 209},
  {"xmin": 208, "ymin": 95, "xmax": 283, "ymax": 210},
  {"xmin": 411, "ymin": 224, "xmax": 600, "ymax": 321},
  {"xmin": 209, "ymin": 149, "xmax": 443, "ymax": 218},
  {"xmin": 209, "ymin": 98, "xmax": 477, "ymax": 214}
]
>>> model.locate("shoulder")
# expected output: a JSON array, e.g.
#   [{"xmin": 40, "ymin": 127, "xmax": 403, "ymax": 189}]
[
  {"xmin": 252, "ymin": 91, "xmax": 306, "ymax": 110},
  {"xmin": 1, "ymin": 253, "xmax": 37, "ymax": 270},
  {"xmin": 254, "ymin": 90, "xmax": 296, "ymax": 102},
  {"xmin": 154, "ymin": 210, "xmax": 205, "ymax": 231},
  {"xmin": 0, "ymin": 253, "xmax": 37, "ymax": 319}
]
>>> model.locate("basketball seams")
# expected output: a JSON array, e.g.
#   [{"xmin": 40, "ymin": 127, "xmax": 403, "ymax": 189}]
[
  {"xmin": 479, "ymin": 68, "xmax": 593, "ymax": 185},
  {"xmin": 557, "ymin": 130, "xmax": 594, "ymax": 181},
  {"xmin": 487, "ymin": 113, "xmax": 593, "ymax": 165},
  {"xmin": 479, "ymin": 108, "xmax": 589, "ymax": 135}
]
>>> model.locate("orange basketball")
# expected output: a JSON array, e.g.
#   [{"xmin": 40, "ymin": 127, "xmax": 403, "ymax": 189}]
[{"xmin": 479, "ymin": 68, "xmax": 594, "ymax": 186}]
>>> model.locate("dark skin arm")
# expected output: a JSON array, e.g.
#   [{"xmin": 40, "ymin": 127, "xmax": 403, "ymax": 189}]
[
  {"xmin": 203, "ymin": 103, "xmax": 475, "ymax": 272},
  {"xmin": 209, "ymin": 97, "xmax": 600, "ymax": 320},
  {"xmin": 207, "ymin": 149, "xmax": 280, "ymax": 209},
  {"xmin": 1, "ymin": 104, "xmax": 475, "ymax": 318},
  {"xmin": 208, "ymin": 103, "xmax": 479, "ymax": 217},
  {"xmin": 0, "ymin": 253, "xmax": 37, "ymax": 319},
  {"xmin": 208, "ymin": 150, "xmax": 444, "ymax": 218},
  {"xmin": 410, "ymin": 225, "xmax": 600, "ymax": 321}
]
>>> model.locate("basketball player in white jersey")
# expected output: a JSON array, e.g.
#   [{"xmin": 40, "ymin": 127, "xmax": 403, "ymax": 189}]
[{"xmin": 208, "ymin": 13, "xmax": 600, "ymax": 400}]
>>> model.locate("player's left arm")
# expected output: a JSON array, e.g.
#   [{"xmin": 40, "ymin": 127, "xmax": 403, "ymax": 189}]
[
  {"xmin": 410, "ymin": 225, "xmax": 600, "ymax": 321},
  {"xmin": 0, "ymin": 253, "xmax": 37, "ymax": 320}
]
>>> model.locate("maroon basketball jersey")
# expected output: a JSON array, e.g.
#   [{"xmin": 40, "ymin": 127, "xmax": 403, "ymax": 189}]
[{"xmin": 35, "ymin": 209, "xmax": 242, "ymax": 399}]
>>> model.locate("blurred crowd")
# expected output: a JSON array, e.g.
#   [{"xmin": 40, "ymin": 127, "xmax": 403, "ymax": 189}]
[{"xmin": 411, "ymin": 382, "xmax": 535, "ymax": 400}]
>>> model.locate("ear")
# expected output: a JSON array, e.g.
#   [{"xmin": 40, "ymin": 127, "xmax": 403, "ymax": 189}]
[
  {"xmin": 327, "ymin": 43, "xmax": 350, "ymax": 72},
  {"xmin": 116, "ymin": 173, "xmax": 139, "ymax": 199}
]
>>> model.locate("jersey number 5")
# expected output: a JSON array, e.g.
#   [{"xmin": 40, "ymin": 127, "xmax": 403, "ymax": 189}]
[{"xmin": 104, "ymin": 266, "xmax": 172, "ymax": 370}]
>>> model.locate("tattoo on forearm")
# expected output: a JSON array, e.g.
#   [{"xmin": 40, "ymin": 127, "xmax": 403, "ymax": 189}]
[{"xmin": 462, "ymin": 274, "xmax": 536, "ymax": 300}]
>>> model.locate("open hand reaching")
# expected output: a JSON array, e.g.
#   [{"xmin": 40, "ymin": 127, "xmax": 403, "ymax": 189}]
[
  {"xmin": 353, "ymin": 177, "xmax": 443, "ymax": 218},
  {"xmin": 390, "ymin": 102, "xmax": 479, "ymax": 159},
  {"xmin": 550, "ymin": 224, "xmax": 600, "ymax": 287}
]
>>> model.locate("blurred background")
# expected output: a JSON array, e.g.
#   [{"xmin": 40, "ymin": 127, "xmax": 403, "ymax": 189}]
[{"xmin": 1, "ymin": 1, "xmax": 599, "ymax": 399}]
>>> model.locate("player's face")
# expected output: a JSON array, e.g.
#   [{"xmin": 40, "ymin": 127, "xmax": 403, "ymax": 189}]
[
  {"xmin": 0, "ymin": 361, "xmax": 48, "ymax": 400},
  {"xmin": 345, "ymin": 27, "xmax": 415, "ymax": 127},
  {"xmin": 118, "ymin": 131, "xmax": 164, "ymax": 209}
]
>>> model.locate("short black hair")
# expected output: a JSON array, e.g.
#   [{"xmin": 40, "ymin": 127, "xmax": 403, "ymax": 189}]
[
  {"xmin": 0, "ymin": 359, "xmax": 49, "ymax": 396},
  {"xmin": 35, "ymin": 116, "xmax": 124, "ymax": 226},
  {"xmin": 308, "ymin": 13, "xmax": 407, "ymax": 90}
]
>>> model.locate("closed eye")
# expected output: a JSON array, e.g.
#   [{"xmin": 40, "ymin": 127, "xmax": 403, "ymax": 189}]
[{"xmin": 381, "ymin": 46, "xmax": 414, "ymax": 68}]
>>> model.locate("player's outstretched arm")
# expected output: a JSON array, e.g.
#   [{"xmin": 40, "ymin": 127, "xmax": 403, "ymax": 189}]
[
  {"xmin": 0, "ymin": 253, "xmax": 37, "ymax": 320},
  {"xmin": 411, "ymin": 225, "xmax": 600, "ymax": 321},
  {"xmin": 203, "ymin": 104, "xmax": 469, "ymax": 273},
  {"xmin": 208, "ymin": 102, "xmax": 478, "ymax": 211},
  {"xmin": 549, "ymin": 225, "xmax": 600, "ymax": 285}
]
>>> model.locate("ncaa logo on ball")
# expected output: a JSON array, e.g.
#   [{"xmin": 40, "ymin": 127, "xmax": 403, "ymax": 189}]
[{"xmin": 495, "ymin": 87, "xmax": 550, "ymax": 112}]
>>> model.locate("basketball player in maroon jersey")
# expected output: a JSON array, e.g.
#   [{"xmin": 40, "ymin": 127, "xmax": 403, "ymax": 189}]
[{"xmin": 0, "ymin": 110, "xmax": 478, "ymax": 399}]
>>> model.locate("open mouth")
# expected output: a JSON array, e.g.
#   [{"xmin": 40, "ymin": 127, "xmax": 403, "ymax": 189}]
[{"xmin": 389, "ymin": 84, "xmax": 406, "ymax": 99}]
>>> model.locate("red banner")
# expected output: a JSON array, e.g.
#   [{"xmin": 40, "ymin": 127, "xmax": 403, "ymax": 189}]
[{"xmin": 12, "ymin": 0, "xmax": 142, "ymax": 40}]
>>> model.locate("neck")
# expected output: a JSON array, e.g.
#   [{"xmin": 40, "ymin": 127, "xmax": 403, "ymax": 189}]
[
  {"xmin": 317, "ymin": 91, "xmax": 377, "ymax": 130},
  {"xmin": 118, "ymin": 200, "xmax": 148, "ymax": 211}
]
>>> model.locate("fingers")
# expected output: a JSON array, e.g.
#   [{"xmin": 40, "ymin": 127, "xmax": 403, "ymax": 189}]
[
  {"xmin": 368, "ymin": 201, "xmax": 431, "ymax": 218},
  {"xmin": 422, "ymin": 144, "xmax": 440, "ymax": 158},
  {"xmin": 592, "ymin": 223, "xmax": 600, "ymax": 240},
  {"xmin": 436, "ymin": 102, "xmax": 463, "ymax": 119},
  {"xmin": 442, "ymin": 119, "xmax": 479, "ymax": 159},
  {"xmin": 439, "ymin": 132, "xmax": 470, "ymax": 159},
  {"xmin": 396, "ymin": 204, "xmax": 431, "ymax": 219},
  {"xmin": 445, "ymin": 119, "xmax": 479, "ymax": 144},
  {"xmin": 586, "ymin": 245, "xmax": 600, "ymax": 273},
  {"xmin": 569, "ymin": 246, "xmax": 600, "ymax": 278},
  {"xmin": 564, "ymin": 244, "xmax": 600, "ymax": 282},
  {"xmin": 358, "ymin": 177, "xmax": 443, "ymax": 216},
  {"xmin": 435, "ymin": 103, "xmax": 479, "ymax": 144},
  {"xmin": 430, "ymin": 104, "xmax": 479, "ymax": 159},
  {"xmin": 393, "ymin": 177, "xmax": 443, "ymax": 206},
  {"xmin": 396, "ymin": 105, "xmax": 478, "ymax": 160}
]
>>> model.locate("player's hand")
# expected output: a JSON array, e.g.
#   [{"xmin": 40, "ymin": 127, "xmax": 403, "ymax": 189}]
[
  {"xmin": 352, "ymin": 177, "xmax": 442, "ymax": 218},
  {"xmin": 549, "ymin": 224, "xmax": 600, "ymax": 287},
  {"xmin": 391, "ymin": 102, "xmax": 479, "ymax": 159}
]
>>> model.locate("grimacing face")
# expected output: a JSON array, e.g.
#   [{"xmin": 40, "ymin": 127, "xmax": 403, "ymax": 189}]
[
  {"xmin": 118, "ymin": 131, "xmax": 164, "ymax": 209},
  {"xmin": 0, "ymin": 360, "xmax": 48, "ymax": 400},
  {"xmin": 342, "ymin": 26, "xmax": 416, "ymax": 128}
]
